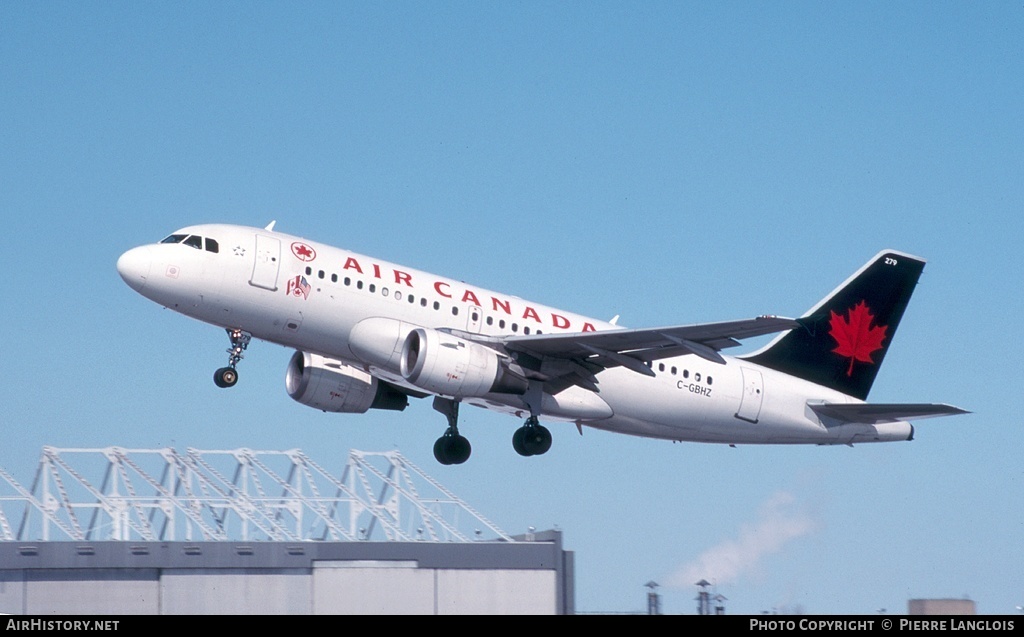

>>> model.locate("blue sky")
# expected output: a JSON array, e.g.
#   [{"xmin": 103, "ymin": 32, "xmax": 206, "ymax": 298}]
[{"xmin": 1, "ymin": 2, "xmax": 1022, "ymax": 615}]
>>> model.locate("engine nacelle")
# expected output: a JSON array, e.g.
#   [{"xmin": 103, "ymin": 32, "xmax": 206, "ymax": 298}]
[
  {"xmin": 400, "ymin": 328, "xmax": 528, "ymax": 398},
  {"xmin": 348, "ymin": 317, "xmax": 420, "ymax": 373},
  {"xmin": 285, "ymin": 351, "xmax": 408, "ymax": 413}
]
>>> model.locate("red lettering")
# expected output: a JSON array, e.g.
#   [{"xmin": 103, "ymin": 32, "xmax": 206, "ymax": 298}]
[
  {"xmin": 491, "ymin": 297, "xmax": 511, "ymax": 315},
  {"xmin": 551, "ymin": 314, "xmax": 570, "ymax": 329},
  {"xmin": 394, "ymin": 270, "xmax": 413, "ymax": 287},
  {"xmin": 522, "ymin": 306, "xmax": 541, "ymax": 323},
  {"xmin": 434, "ymin": 281, "xmax": 452, "ymax": 298},
  {"xmin": 582, "ymin": 323, "xmax": 597, "ymax": 332},
  {"xmin": 372, "ymin": 264, "xmax": 382, "ymax": 279},
  {"xmin": 342, "ymin": 257, "xmax": 363, "ymax": 274},
  {"xmin": 461, "ymin": 289, "xmax": 481, "ymax": 306}
]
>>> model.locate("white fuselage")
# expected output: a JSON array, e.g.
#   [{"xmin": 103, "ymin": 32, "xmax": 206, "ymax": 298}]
[{"xmin": 117, "ymin": 224, "xmax": 912, "ymax": 446}]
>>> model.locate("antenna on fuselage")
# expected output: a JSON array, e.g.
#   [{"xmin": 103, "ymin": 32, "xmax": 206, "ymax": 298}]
[
  {"xmin": 609, "ymin": 315, "xmax": 620, "ymax": 325},
  {"xmin": 264, "ymin": 220, "xmax": 277, "ymax": 231}
]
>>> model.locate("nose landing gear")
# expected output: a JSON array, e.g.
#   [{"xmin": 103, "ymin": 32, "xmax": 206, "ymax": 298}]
[{"xmin": 214, "ymin": 328, "xmax": 251, "ymax": 388}]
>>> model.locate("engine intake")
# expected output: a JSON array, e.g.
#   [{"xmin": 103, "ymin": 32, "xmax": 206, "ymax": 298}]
[
  {"xmin": 400, "ymin": 328, "xmax": 527, "ymax": 398},
  {"xmin": 286, "ymin": 351, "xmax": 408, "ymax": 413}
]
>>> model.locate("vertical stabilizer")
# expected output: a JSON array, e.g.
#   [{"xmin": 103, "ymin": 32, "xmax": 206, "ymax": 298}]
[{"xmin": 742, "ymin": 250, "xmax": 925, "ymax": 400}]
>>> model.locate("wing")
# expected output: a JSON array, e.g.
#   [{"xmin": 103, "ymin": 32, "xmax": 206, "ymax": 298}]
[
  {"xmin": 809, "ymin": 402, "xmax": 970, "ymax": 425},
  {"xmin": 457, "ymin": 315, "xmax": 800, "ymax": 394}
]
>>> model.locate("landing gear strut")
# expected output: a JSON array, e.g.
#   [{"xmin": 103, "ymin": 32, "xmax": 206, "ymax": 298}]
[
  {"xmin": 214, "ymin": 328, "xmax": 251, "ymax": 388},
  {"xmin": 512, "ymin": 381, "xmax": 552, "ymax": 457},
  {"xmin": 512, "ymin": 416, "xmax": 552, "ymax": 457},
  {"xmin": 432, "ymin": 397, "xmax": 471, "ymax": 465}
]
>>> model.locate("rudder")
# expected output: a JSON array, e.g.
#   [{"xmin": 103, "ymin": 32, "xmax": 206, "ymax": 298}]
[{"xmin": 742, "ymin": 250, "xmax": 926, "ymax": 400}]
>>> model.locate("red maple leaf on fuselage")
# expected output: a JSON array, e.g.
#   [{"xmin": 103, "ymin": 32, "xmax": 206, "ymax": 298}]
[{"xmin": 829, "ymin": 300, "xmax": 888, "ymax": 377}]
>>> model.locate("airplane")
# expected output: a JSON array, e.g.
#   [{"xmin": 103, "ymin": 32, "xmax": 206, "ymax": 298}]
[{"xmin": 116, "ymin": 222, "xmax": 967, "ymax": 464}]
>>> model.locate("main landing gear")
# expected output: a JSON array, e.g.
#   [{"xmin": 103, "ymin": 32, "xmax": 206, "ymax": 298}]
[
  {"xmin": 430, "ymin": 398, "xmax": 553, "ymax": 464},
  {"xmin": 432, "ymin": 397, "xmax": 471, "ymax": 465},
  {"xmin": 512, "ymin": 380, "xmax": 552, "ymax": 457},
  {"xmin": 512, "ymin": 416, "xmax": 552, "ymax": 457},
  {"xmin": 214, "ymin": 328, "xmax": 251, "ymax": 388}
]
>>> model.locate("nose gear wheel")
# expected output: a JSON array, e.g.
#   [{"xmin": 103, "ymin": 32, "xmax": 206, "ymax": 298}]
[{"xmin": 213, "ymin": 367, "xmax": 238, "ymax": 388}]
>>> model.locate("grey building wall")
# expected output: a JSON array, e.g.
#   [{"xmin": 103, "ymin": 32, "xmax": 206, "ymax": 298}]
[
  {"xmin": 23, "ymin": 570, "xmax": 160, "ymax": 615},
  {"xmin": 0, "ymin": 531, "xmax": 572, "ymax": 615},
  {"xmin": 161, "ymin": 569, "xmax": 311, "ymax": 615}
]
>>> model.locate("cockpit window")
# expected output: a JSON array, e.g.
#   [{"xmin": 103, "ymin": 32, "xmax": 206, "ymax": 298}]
[{"xmin": 160, "ymin": 233, "xmax": 219, "ymax": 254}]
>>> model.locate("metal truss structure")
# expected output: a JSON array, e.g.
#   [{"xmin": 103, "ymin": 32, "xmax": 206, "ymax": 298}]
[{"xmin": 0, "ymin": 447, "xmax": 514, "ymax": 543}]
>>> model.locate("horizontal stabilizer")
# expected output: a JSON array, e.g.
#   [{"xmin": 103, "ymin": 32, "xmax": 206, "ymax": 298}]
[{"xmin": 809, "ymin": 402, "xmax": 970, "ymax": 425}]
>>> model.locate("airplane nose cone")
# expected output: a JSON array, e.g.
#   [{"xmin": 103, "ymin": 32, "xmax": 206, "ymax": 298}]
[{"xmin": 117, "ymin": 246, "xmax": 152, "ymax": 292}]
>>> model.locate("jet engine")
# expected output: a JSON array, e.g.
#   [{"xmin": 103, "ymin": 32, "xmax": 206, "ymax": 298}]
[
  {"xmin": 285, "ymin": 351, "xmax": 408, "ymax": 413},
  {"xmin": 400, "ymin": 328, "xmax": 528, "ymax": 398},
  {"xmin": 348, "ymin": 317, "xmax": 419, "ymax": 373}
]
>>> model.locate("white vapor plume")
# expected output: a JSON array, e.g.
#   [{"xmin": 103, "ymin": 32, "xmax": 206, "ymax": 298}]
[{"xmin": 665, "ymin": 490, "xmax": 819, "ymax": 588}]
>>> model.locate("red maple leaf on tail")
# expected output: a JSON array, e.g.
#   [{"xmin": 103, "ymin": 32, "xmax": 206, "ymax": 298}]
[{"xmin": 829, "ymin": 301, "xmax": 888, "ymax": 377}]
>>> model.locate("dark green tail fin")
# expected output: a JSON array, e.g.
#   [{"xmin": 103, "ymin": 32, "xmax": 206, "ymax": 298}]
[{"xmin": 742, "ymin": 250, "xmax": 925, "ymax": 400}]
